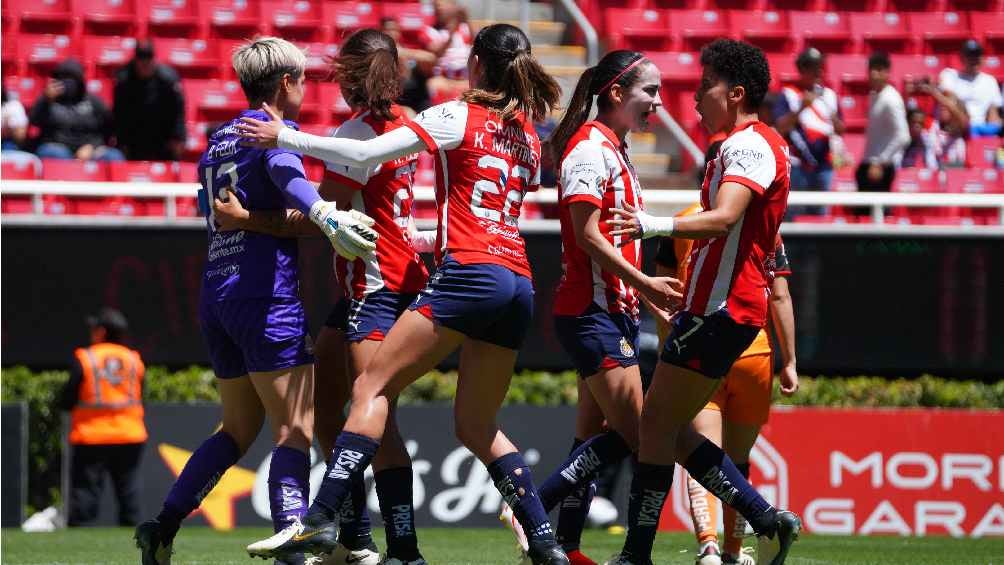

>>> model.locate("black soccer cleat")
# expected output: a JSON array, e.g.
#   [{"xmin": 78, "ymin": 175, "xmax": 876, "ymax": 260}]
[
  {"xmin": 135, "ymin": 519, "xmax": 173, "ymax": 565},
  {"xmin": 756, "ymin": 510, "xmax": 801, "ymax": 565},
  {"xmin": 527, "ymin": 540, "xmax": 571, "ymax": 565}
]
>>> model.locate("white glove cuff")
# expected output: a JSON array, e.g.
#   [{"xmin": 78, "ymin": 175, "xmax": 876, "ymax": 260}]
[
  {"xmin": 309, "ymin": 200, "xmax": 333, "ymax": 227},
  {"xmin": 637, "ymin": 210, "xmax": 675, "ymax": 238},
  {"xmin": 411, "ymin": 230, "xmax": 437, "ymax": 253}
]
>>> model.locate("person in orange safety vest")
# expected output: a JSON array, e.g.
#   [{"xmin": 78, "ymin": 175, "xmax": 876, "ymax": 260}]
[{"xmin": 59, "ymin": 307, "xmax": 147, "ymax": 526}]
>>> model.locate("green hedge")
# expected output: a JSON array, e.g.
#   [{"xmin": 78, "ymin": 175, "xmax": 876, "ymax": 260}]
[{"xmin": 2, "ymin": 366, "xmax": 1001, "ymax": 514}]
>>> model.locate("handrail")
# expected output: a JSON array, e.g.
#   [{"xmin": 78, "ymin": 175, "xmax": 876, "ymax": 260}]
[
  {"xmin": 655, "ymin": 106, "xmax": 705, "ymax": 167},
  {"xmin": 555, "ymin": 0, "xmax": 598, "ymax": 65}
]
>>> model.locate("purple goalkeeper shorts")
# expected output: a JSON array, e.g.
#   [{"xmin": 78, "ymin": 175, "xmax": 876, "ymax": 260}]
[{"xmin": 199, "ymin": 297, "xmax": 314, "ymax": 379}]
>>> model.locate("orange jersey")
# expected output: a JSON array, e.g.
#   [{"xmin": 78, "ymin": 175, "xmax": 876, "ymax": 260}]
[
  {"xmin": 655, "ymin": 206, "xmax": 792, "ymax": 358},
  {"xmin": 406, "ymin": 101, "xmax": 540, "ymax": 279}
]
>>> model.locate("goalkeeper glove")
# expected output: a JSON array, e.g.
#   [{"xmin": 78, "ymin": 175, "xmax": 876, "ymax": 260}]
[{"xmin": 309, "ymin": 200, "xmax": 378, "ymax": 260}]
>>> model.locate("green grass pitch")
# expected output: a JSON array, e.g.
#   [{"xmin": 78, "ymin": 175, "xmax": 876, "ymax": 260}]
[{"xmin": 2, "ymin": 527, "xmax": 1002, "ymax": 564}]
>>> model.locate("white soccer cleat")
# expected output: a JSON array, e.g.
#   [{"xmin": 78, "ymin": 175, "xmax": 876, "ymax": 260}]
[
  {"xmin": 320, "ymin": 543, "xmax": 381, "ymax": 565},
  {"xmin": 586, "ymin": 496, "xmax": 619, "ymax": 528},
  {"xmin": 248, "ymin": 522, "xmax": 305, "ymax": 559},
  {"xmin": 500, "ymin": 502, "xmax": 530, "ymax": 552},
  {"xmin": 722, "ymin": 547, "xmax": 756, "ymax": 565}
]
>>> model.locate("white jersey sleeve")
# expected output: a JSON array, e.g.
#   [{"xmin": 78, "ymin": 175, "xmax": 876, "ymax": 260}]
[
  {"xmin": 560, "ymin": 138, "xmax": 607, "ymax": 205},
  {"xmin": 407, "ymin": 100, "xmax": 468, "ymax": 152},
  {"xmin": 719, "ymin": 129, "xmax": 778, "ymax": 195},
  {"xmin": 324, "ymin": 116, "xmax": 378, "ymax": 187}
]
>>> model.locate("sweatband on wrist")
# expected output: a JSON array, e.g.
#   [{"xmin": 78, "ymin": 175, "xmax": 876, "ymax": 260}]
[{"xmin": 637, "ymin": 210, "xmax": 675, "ymax": 238}]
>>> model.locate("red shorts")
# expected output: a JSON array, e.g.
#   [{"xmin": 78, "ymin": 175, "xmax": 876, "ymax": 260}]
[{"xmin": 704, "ymin": 353, "xmax": 773, "ymax": 426}]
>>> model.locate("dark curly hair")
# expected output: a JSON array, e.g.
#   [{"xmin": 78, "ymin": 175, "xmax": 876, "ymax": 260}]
[{"xmin": 699, "ymin": 39, "xmax": 770, "ymax": 111}]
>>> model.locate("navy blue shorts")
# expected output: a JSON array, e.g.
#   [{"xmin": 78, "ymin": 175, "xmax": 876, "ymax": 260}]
[
  {"xmin": 409, "ymin": 256, "xmax": 534, "ymax": 350},
  {"xmin": 323, "ymin": 289, "xmax": 417, "ymax": 343},
  {"xmin": 554, "ymin": 303, "xmax": 640, "ymax": 378},
  {"xmin": 199, "ymin": 297, "xmax": 314, "ymax": 379},
  {"xmin": 660, "ymin": 310, "xmax": 760, "ymax": 379}
]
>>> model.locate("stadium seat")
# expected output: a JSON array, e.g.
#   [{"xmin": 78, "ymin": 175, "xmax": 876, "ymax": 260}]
[
  {"xmin": 665, "ymin": 89, "xmax": 700, "ymax": 130},
  {"xmin": 73, "ymin": 196, "xmax": 145, "ymax": 216},
  {"xmin": 7, "ymin": 0, "xmax": 74, "ymax": 35},
  {"xmin": 83, "ymin": 35, "xmax": 137, "ymax": 78},
  {"xmin": 1, "ymin": 195, "xmax": 35, "ymax": 214},
  {"xmin": 325, "ymin": 2, "xmax": 380, "ymax": 38},
  {"xmin": 153, "ymin": 38, "xmax": 221, "ymax": 79},
  {"xmin": 145, "ymin": 0, "xmax": 201, "ymax": 38},
  {"xmin": 837, "ymin": 94, "xmax": 869, "ymax": 132},
  {"xmin": 905, "ymin": 12, "xmax": 971, "ymax": 54},
  {"xmin": 85, "ymin": 77, "xmax": 113, "ymax": 105},
  {"xmin": 1, "ymin": 32, "xmax": 19, "ymax": 75},
  {"xmin": 176, "ymin": 196, "xmax": 200, "ymax": 217},
  {"xmin": 670, "ymin": 10, "xmax": 729, "ymax": 52},
  {"xmin": 317, "ymin": 82, "xmax": 353, "ymax": 122},
  {"xmin": 944, "ymin": 167, "xmax": 1002, "ymax": 222},
  {"xmin": 889, "ymin": 54, "xmax": 946, "ymax": 87},
  {"xmin": 3, "ymin": 76, "xmax": 43, "ymax": 107},
  {"xmin": 849, "ymin": 13, "xmax": 913, "ymax": 54},
  {"xmin": 21, "ymin": 34, "xmax": 76, "ymax": 77},
  {"xmin": 175, "ymin": 161, "xmax": 198, "ymax": 183},
  {"xmin": 605, "ymin": 9, "xmax": 671, "ymax": 51},
  {"xmin": 838, "ymin": 132, "xmax": 866, "ymax": 166},
  {"xmin": 380, "ymin": 2, "xmax": 435, "ymax": 33},
  {"xmin": 645, "ymin": 51, "xmax": 701, "ymax": 85},
  {"xmin": 202, "ymin": 0, "xmax": 265, "ymax": 39},
  {"xmin": 831, "ymin": 167, "xmax": 858, "ymax": 192},
  {"xmin": 946, "ymin": 52, "xmax": 1004, "ymax": 81},
  {"xmin": 301, "ymin": 42, "xmax": 339, "ymax": 80},
  {"xmin": 767, "ymin": 53, "xmax": 799, "ymax": 86},
  {"xmin": 264, "ymin": 0, "xmax": 327, "ymax": 42},
  {"xmin": 969, "ymin": 12, "xmax": 1004, "ymax": 52},
  {"xmin": 825, "ymin": 54, "xmax": 869, "ymax": 91},
  {"xmin": 2, "ymin": 158, "xmax": 42, "ymax": 179},
  {"xmin": 729, "ymin": 11, "xmax": 792, "ymax": 53},
  {"xmin": 40, "ymin": 159, "xmax": 111, "ymax": 182},
  {"xmin": 75, "ymin": 0, "xmax": 138, "ymax": 36},
  {"xmin": 185, "ymin": 80, "xmax": 246, "ymax": 122},
  {"xmin": 108, "ymin": 161, "xmax": 180, "ymax": 183},
  {"xmin": 892, "ymin": 167, "xmax": 942, "ymax": 220},
  {"xmin": 789, "ymin": 11, "xmax": 853, "ymax": 54},
  {"xmin": 968, "ymin": 137, "xmax": 1001, "ymax": 168},
  {"xmin": 184, "ymin": 121, "xmax": 210, "ymax": 159}
]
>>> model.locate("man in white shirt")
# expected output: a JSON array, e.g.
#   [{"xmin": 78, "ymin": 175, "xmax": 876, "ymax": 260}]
[
  {"xmin": 938, "ymin": 39, "xmax": 1002, "ymax": 129},
  {"xmin": 858, "ymin": 52, "xmax": 910, "ymax": 192}
]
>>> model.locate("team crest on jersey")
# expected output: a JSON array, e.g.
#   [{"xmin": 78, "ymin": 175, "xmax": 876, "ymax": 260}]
[{"xmin": 619, "ymin": 337, "xmax": 634, "ymax": 357}]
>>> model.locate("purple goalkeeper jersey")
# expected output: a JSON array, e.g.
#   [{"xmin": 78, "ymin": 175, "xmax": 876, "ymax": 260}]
[{"xmin": 198, "ymin": 109, "xmax": 304, "ymax": 302}]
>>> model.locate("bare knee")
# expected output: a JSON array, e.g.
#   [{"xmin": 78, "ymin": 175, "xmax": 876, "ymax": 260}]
[{"xmin": 453, "ymin": 413, "xmax": 494, "ymax": 457}]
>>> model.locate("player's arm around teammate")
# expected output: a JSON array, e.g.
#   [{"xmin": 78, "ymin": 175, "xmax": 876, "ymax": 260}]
[
  {"xmin": 603, "ymin": 40, "xmax": 802, "ymax": 565},
  {"xmin": 243, "ymin": 24, "xmax": 574, "ymax": 565}
]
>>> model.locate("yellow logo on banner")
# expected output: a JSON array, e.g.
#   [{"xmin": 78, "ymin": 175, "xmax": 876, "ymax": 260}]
[{"xmin": 158, "ymin": 443, "xmax": 256, "ymax": 530}]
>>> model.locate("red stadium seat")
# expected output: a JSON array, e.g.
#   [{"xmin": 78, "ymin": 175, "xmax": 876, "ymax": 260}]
[
  {"xmin": 75, "ymin": 0, "xmax": 138, "ymax": 36},
  {"xmin": 1, "ymin": 195, "xmax": 35, "ymax": 214},
  {"xmin": 153, "ymin": 38, "xmax": 221, "ymax": 79},
  {"xmin": 2, "ymin": 158, "xmax": 42, "ymax": 179},
  {"xmin": 380, "ymin": 2, "xmax": 434, "ymax": 32},
  {"xmin": 605, "ymin": 9, "xmax": 671, "ymax": 51},
  {"xmin": 645, "ymin": 51, "xmax": 701, "ymax": 85},
  {"xmin": 7, "ymin": 0, "xmax": 74, "ymax": 34},
  {"xmin": 969, "ymin": 12, "xmax": 1004, "ymax": 52},
  {"xmin": 202, "ymin": 0, "xmax": 265, "ymax": 38},
  {"xmin": 301, "ymin": 42, "xmax": 339, "ymax": 80},
  {"xmin": 317, "ymin": 82, "xmax": 353, "ymax": 122},
  {"xmin": 74, "ymin": 196, "xmax": 145, "ymax": 216},
  {"xmin": 767, "ymin": 54, "xmax": 799, "ymax": 86},
  {"xmin": 325, "ymin": 2, "xmax": 380, "ymax": 38},
  {"xmin": 40, "ymin": 159, "xmax": 111, "ymax": 182},
  {"xmin": 184, "ymin": 121, "xmax": 210, "ymax": 159},
  {"xmin": 838, "ymin": 132, "xmax": 866, "ymax": 166},
  {"xmin": 825, "ymin": 54, "xmax": 869, "ymax": 91},
  {"xmin": 145, "ymin": 0, "xmax": 201, "ymax": 37},
  {"xmin": 665, "ymin": 89, "xmax": 700, "ymax": 130},
  {"xmin": 670, "ymin": 10, "xmax": 729, "ymax": 51},
  {"xmin": 108, "ymin": 161, "xmax": 180, "ymax": 183},
  {"xmin": 946, "ymin": 52, "xmax": 1004, "ymax": 81},
  {"xmin": 789, "ymin": 11, "xmax": 853, "ymax": 54},
  {"xmin": 175, "ymin": 161, "xmax": 198, "ymax": 183},
  {"xmin": 83, "ymin": 35, "xmax": 137, "ymax": 77},
  {"xmin": 1, "ymin": 32, "xmax": 19, "ymax": 75},
  {"xmin": 831, "ymin": 167, "xmax": 858, "ymax": 192},
  {"xmin": 264, "ymin": 0, "xmax": 326, "ymax": 42},
  {"xmin": 889, "ymin": 55, "xmax": 947, "ymax": 87},
  {"xmin": 837, "ymin": 94, "xmax": 869, "ymax": 132},
  {"xmin": 185, "ymin": 79, "xmax": 246, "ymax": 122},
  {"xmin": 729, "ymin": 11, "xmax": 792, "ymax": 53},
  {"xmin": 86, "ymin": 77, "xmax": 113, "ymax": 105},
  {"xmin": 968, "ymin": 137, "xmax": 1002, "ymax": 168},
  {"xmin": 893, "ymin": 167, "xmax": 941, "ymax": 193},
  {"xmin": 20, "ymin": 34, "xmax": 76, "ymax": 76},
  {"xmin": 849, "ymin": 13, "xmax": 913, "ymax": 54},
  {"xmin": 944, "ymin": 167, "xmax": 1002, "ymax": 222},
  {"xmin": 176, "ymin": 196, "xmax": 200, "ymax": 217},
  {"xmin": 906, "ymin": 12, "xmax": 971, "ymax": 54}
]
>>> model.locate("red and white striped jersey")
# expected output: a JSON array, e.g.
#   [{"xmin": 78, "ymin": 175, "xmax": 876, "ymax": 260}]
[
  {"xmin": 405, "ymin": 100, "xmax": 541, "ymax": 279},
  {"xmin": 553, "ymin": 121, "xmax": 644, "ymax": 319},
  {"xmin": 324, "ymin": 106, "xmax": 428, "ymax": 299},
  {"xmin": 683, "ymin": 121, "xmax": 791, "ymax": 327}
]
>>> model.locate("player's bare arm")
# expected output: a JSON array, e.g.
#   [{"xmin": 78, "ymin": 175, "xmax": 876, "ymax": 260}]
[
  {"xmin": 769, "ymin": 274, "xmax": 799, "ymax": 396},
  {"xmin": 607, "ymin": 182, "xmax": 754, "ymax": 242},
  {"xmin": 212, "ymin": 188, "xmax": 318, "ymax": 238}
]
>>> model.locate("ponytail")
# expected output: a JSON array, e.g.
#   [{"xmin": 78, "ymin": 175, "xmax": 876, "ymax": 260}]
[
  {"xmin": 330, "ymin": 29, "xmax": 402, "ymax": 121},
  {"xmin": 462, "ymin": 24, "xmax": 561, "ymax": 122},
  {"xmin": 547, "ymin": 50, "xmax": 647, "ymax": 161}
]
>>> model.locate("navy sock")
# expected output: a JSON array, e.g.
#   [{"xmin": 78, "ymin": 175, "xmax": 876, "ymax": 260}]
[
  {"xmin": 375, "ymin": 467, "xmax": 420, "ymax": 560},
  {"xmin": 335, "ymin": 472, "xmax": 373, "ymax": 549},
  {"xmin": 307, "ymin": 432, "xmax": 379, "ymax": 524},
  {"xmin": 538, "ymin": 430, "xmax": 632, "ymax": 511},
  {"xmin": 684, "ymin": 440, "xmax": 776, "ymax": 536},
  {"xmin": 157, "ymin": 431, "xmax": 240, "ymax": 540},
  {"xmin": 622, "ymin": 461, "xmax": 673, "ymax": 562},
  {"xmin": 487, "ymin": 452, "xmax": 555, "ymax": 544},
  {"xmin": 267, "ymin": 446, "xmax": 310, "ymax": 532},
  {"xmin": 555, "ymin": 439, "xmax": 595, "ymax": 553}
]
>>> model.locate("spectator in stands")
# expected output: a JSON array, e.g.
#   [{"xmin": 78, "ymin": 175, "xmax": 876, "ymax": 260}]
[
  {"xmin": 774, "ymin": 48, "xmax": 843, "ymax": 215},
  {"xmin": 858, "ymin": 52, "xmax": 910, "ymax": 192},
  {"xmin": 902, "ymin": 83, "xmax": 970, "ymax": 170},
  {"xmin": 2, "ymin": 88, "xmax": 44, "ymax": 174},
  {"xmin": 381, "ymin": 17, "xmax": 434, "ymax": 114},
  {"xmin": 30, "ymin": 59, "xmax": 123, "ymax": 161},
  {"xmin": 113, "ymin": 40, "xmax": 186, "ymax": 161},
  {"xmin": 59, "ymin": 308, "xmax": 147, "ymax": 527},
  {"xmin": 938, "ymin": 40, "xmax": 1002, "ymax": 134},
  {"xmin": 419, "ymin": 0, "xmax": 472, "ymax": 102}
]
